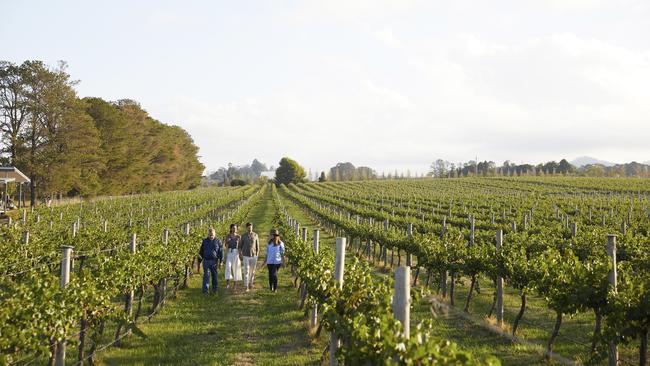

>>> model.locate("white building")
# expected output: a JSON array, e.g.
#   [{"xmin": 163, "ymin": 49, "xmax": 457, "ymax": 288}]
[{"xmin": 259, "ymin": 170, "xmax": 275, "ymax": 180}]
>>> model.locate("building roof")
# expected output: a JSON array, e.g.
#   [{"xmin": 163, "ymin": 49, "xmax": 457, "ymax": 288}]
[
  {"xmin": 0, "ymin": 167, "xmax": 30, "ymax": 183},
  {"xmin": 260, "ymin": 170, "xmax": 276, "ymax": 179}
]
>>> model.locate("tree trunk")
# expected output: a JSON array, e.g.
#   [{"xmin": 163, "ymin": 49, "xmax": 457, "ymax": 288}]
[
  {"xmin": 30, "ymin": 178, "xmax": 36, "ymax": 207},
  {"xmin": 464, "ymin": 274, "xmax": 476, "ymax": 313},
  {"xmin": 413, "ymin": 267, "xmax": 420, "ymax": 286},
  {"xmin": 425, "ymin": 268, "xmax": 431, "ymax": 287},
  {"xmin": 160, "ymin": 278, "xmax": 167, "ymax": 307},
  {"xmin": 590, "ymin": 307, "xmax": 602, "ymax": 355},
  {"xmin": 172, "ymin": 278, "xmax": 179, "ymax": 298},
  {"xmin": 78, "ymin": 313, "xmax": 88, "ymax": 365},
  {"xmin": 135, "ymin": 285, "xmax": 145, "ymax": 322},
  {"xmin": 372, "ymin": 243, "xmax": 377, "ymax": 263},
  {"xmin": 29, "ymin": 131, "xmax": 37, "ymax": 207},
  {"xmin": 450, "ymin": 271, "xmax": 456, "ymax": 306},
  {"xmin": 151, "ymin": 283, "xmax": 160, "ymax": 315},
  {"xmin": 640, "ymin": 326, "xmax": 648, "ymax": 366},
  {"xmin": 47, "ymin": 337, "xmax": 56, "ymax": 366},
  {"xmin": 512, "ymin": 292, "xmax": 526, "ymax": 337},
  {"xmin": 88, "ymin": 320, "xmax": 105, "ymax": 366},
  {"xmin": 299, "ymin": 283, "xmax": 308, "ymax": 309},
  {"xmin": 114, "ymin": 292, "xmax": 132, "ymax": 345},
  {"xmin": 441, "ymin": 270, "xmax": 447, "ymax": 297},
  {"xmin": 183, "ymin": 265, "xmax": 189, "ymax": 289},
  {"xmin": 546, "ymin": 312, "xmax": 563, "ymax": 360},
  {"xmin": 488, "ymin": 291, "xmax": 497, "ymax": 318}
]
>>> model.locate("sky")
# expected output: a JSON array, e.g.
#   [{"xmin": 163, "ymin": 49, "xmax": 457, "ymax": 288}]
[{"xmin": 2, "ymin": 0, "xmax": 650, "ymax": 176}]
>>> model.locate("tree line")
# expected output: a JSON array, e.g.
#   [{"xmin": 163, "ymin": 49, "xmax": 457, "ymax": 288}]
[
  {"xmin": 205, "ymin": 157, "xmax": 307, "ymax": 187},
  {"xmin": 0, "ymin": 60, "xmax": 204, "ymax": 205},
  {"xmin": 325, "ymin": 162, "xmax": 377, "ymax": 182},
  {"xmin": 430, "ymin": 159, "xmax": 650, "ymax": 178},
  {"xmin": 206, "ymin": 159, "xmax": 269, "ymax": 186}
]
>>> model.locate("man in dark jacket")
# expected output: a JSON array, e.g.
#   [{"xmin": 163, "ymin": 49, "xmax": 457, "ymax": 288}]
[{"xmin": 199, "ymin": 228, "xmax": 223, "ymax": 294}]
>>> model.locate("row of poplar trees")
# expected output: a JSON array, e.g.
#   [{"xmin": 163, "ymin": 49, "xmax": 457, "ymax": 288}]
[{"xmin": 0, "ymin": 60, "xmax": 204, "ymax": 205}]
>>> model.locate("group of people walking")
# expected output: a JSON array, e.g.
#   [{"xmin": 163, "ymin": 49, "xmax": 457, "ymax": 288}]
[{"xmin": 198, "ymin": 223, "xmax": 285, "ymax": 294}]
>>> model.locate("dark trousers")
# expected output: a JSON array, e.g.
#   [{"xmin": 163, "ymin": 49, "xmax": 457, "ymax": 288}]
[
  {"xmin": 203, "ymin": 259, "xmax": 218, "ymax": 293},
  {"xmin": 267, "ymin": 264, "xmax": 281, "ymax": 291}
]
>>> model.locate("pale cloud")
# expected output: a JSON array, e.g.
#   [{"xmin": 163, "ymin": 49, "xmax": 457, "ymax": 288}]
[
  {"xmin": 540, "ymin": 0, "xmax": 642, "ymax": 12},
  {"xmin": 290, "ymin": 0, "xmax": 422, "ymax": 23},
  {"xmin": 368, "ymin": 28, "xmax": 401, "ymax": 47},
  {"xmin": 5, "ymin": 0, "xmax": 648, "ymax": 174},
  {"xmin": 365, "ymin": 81, "xmax": 413, "ymax": 109},
  {"xmin": 155, "ymin": 25, "xmax": 650, "ymax": 174}
]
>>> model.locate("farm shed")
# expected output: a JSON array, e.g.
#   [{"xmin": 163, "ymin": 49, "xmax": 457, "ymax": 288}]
[{"xmin": 0, "ymin": 166, "xmax": 30, "ymax": 211}]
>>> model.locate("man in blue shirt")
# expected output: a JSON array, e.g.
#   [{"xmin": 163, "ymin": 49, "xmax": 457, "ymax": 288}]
[{"xmin": 198, "ymin": 228, "xmax": 223, "ymax": 294}]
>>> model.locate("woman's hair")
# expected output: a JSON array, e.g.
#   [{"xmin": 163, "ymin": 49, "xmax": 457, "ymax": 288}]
[
  {"xmin": 268, "ymin": 235, "xmax": 281, "ymax": 246},
  {"xmin": 229, "ymin": 223, "xmax": 237, "ymax": 230}
]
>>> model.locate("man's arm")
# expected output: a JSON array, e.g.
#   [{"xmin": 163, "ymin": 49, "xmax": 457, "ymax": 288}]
[
  {"xmin": 281, "ymin": 243, "xmax": 286, "ymax": 264},
  {"xmin": 238, "ymin": 236, "xmax": 244, "ymax": 261},
  {"xmin": 216, "ymin": 240, "xmax": 223, "ymax": 265}
]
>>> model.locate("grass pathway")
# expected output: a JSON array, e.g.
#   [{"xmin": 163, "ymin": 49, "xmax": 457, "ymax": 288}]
[{"xmin": 98, "ymin": 189, "xmax": 325, "ymax": 365}]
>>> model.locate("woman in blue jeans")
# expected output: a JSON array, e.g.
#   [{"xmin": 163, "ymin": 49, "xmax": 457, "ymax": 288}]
[
  {"xmin": 265, "ymin": 229, "xmax": 285, "ymax": 292},
  {"xmin": 198, "ymin": 228, "xmax": 223, "ymax": 294}
]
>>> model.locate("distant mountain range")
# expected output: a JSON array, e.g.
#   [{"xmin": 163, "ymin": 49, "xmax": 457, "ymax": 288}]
[{"xmin": 571, "ymin": 156, "xmax": 617, "ymax": 167}]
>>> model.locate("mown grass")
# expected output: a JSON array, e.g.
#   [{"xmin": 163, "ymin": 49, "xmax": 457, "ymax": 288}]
[{"xmin": 97, "ymin": 188, "xmax": 326, "ymax": 365}]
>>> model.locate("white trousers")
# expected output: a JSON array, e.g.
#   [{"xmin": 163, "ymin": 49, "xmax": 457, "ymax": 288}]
[
  {"xmin": 225, "ymin": 249, "xmax": 242, "ymax": 281},
  {"xmin": 242, "ymin": 256, "xmax": 258, "ymax": 287}
]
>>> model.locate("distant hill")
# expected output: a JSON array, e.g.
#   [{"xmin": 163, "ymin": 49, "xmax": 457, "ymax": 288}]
[{"xmin": 571, "ymin": 156, "xmax": 616, "ymax": 167}]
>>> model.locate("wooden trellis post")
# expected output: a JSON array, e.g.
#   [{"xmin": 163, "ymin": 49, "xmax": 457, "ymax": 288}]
[
  {"xmin": 310, "ymin": 229, "xmax": 320, "ymax": 330},
  {"xmin": 393, "ymin": 266, "xmax": 411, "ymax": 338},
  {"xmin": 607, "ymin": 234, "xmax": 618, "ymax": 366},
  {"xmin": 330, "ymin": 237, "xmax": 346, "ymax": 366},
  {"xmin": 496, "ymin": 229, "xmax": 504, "ymax": 326},
  {"xmin": 56, "ymin": 245, "xmax": 74, "ymax": 366}
]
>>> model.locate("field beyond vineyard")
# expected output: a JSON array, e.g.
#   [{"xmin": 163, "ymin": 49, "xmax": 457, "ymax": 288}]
[{"xmin": 2, "ymin": 177, "xmax": 649, "ymax": 365}]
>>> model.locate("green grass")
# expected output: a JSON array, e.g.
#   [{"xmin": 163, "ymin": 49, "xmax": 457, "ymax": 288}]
[{"xmin": 97, "ymin": 188, "xmax": 326, "ymax": 365}]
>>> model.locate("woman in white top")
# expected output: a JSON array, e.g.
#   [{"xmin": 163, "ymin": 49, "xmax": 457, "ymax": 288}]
[
  {"xmin": 265, "ymin": 229, "xmax": 285, "ymax": 293},
  {"xmin": 224, "ymin": 224, "xmax": 243, "ymax": 289}
]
